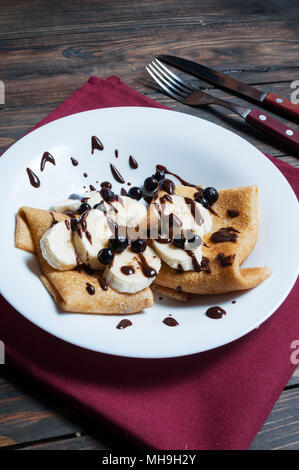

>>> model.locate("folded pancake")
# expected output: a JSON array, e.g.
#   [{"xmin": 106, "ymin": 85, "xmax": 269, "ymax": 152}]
[
  {"xmin": 16, "ymin": 207, "xmax": 153, "ymax": 314},
  {"xmin": 150, "ymin": 284, "xmax": 190, "ymax": 302},
  {"xmin": 152, "ymin": 184, "xmax": 271, "ymax": 294}
]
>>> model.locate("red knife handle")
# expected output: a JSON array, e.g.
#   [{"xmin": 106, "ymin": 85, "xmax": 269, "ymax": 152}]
[
  {"xmin": 246, "ymin": 108, "xmax": 299, "ymax": 152},
  {"xmin": 263, "ymin": 92, "xmax": 299, "ymax": 122}
]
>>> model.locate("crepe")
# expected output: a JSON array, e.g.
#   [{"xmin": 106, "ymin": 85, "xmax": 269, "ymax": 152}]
[
  {"xmin": 152, "ymin": 184, "xmax": 271, "ymax": 294},
  {"xmin": 150, "ymin": 284, "xmax": 190, "ymax": 302},
  {"xmin": 15, "ymin": 207, "xmax": 153, "ymax": 314}
]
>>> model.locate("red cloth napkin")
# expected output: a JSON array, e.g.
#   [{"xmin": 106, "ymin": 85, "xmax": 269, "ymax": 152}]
[{"xmin": 1, "ymin": 76, "xmax": 298, "ymax": 450}]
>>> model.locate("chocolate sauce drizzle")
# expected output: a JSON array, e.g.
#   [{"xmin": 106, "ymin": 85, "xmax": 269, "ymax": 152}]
[
  {"xmin": 201, "ymin": 256, "xmax": 211, "ymax": 273},
  {"xmin": 98, "ymin": 277, "xmax": 108, "ymax": 291},
  {"xmin": 211, "ymin": 227, "xmax": 239, "ymax": 243},
  {"xmin": 138, "ymin": 253, "xmax": 157, "ymax": 278},
  {"xmin": 110, "ymin": 163, "xmax": 125, "ymax": 184},
  {"xmin": 40, "ymin": 152, "xmax": 56, "ymax": 172},
  {"xmin": 154, "ymin": 236, "xmax": 171, "ymax": 244},
  {"xmin": 91, "ymin": 136, "xmax": 104, "ymax": 153},
  {"xmin": 227, "ymin": 209, "xmax": 239, "ymax": 218},
  {"xmin": 26, "ymin": 168, "xmax": 40, "ymax": 188},
  {"xmin": 184, "ymin": 197, "xmax": 204, "ymax": 225},
  {"xmin": 163, "ymin": 316, "xmax": 179, "ymax": 327},
  {"xmin": 86, "ymin": 283, "xmax": 95, "ymax": 295},
  {"xmin": 121, "ymin": 266, "xmax": 135, "ymax": 275},
  {"xmin": 217, "ymin": 253, "xmax": 236, "ymax": 267},
  {"xmin": 80, "ymin": 211, "xmax": 92, "ymax": 244},
  {"xmin": 50, "ymin": 211, "xmax": 58, "ymax": 226},
  {"xmin": 186, "ymin": 250, "xmax": 202, "ymax": 272},
  {"xmin": 129, "ymin": 155, "xmax": 138, "ymax": 169},
  {"xmin": 65, "ymin": 219, "xmax": 71, "ymax": 230},
  {"xmin": 156, "ymin": 164, "xmax": 200, "ymax": 190},
  {"xmin": 160, "ymin": 194, "xmax": 173, "ymax": 204},
  {"xmin": 160, "ymin": 179, "xmax": 175, "ymax": 195},
  {"xmin": 70, "ymin": 157, "xmax": 78, "ymax": 166},
  {"xmin": 206, "ymin": 306, "xmax": 226, "ymax": 319},
  {"xmin": 101, "ymin": 181, "xmax": 112, "ymax": 189},
  {"xmin": 116, "ymin": 319, "xmax": 132, "ymax": 330}
]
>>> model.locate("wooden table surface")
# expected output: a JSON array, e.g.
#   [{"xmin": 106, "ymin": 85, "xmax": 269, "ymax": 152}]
[{"xmin": 0, "ymin": 0, "xmax": 298, "ymax": 450}]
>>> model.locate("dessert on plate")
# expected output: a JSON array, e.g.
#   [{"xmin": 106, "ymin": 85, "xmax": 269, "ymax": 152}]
[{"xmin": 16, "ymin": 163, "xmax": 271, "ymax": 314}]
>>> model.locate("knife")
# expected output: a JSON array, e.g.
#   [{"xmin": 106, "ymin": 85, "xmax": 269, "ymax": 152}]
[{"xmin": 157, "ymin": 55, "xmax": 299, "ymax": 122}]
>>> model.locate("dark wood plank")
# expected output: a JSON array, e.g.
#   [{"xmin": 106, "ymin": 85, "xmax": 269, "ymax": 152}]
[
  {"xmin": 1, "ymin": 80, "xmax": 298, "ymax": 158},
  {"xmin": 287, "ymin": 367, "xmax": 299, "ymax": 387},
  {"xmin": 250, "ymin": 387, "xmax": 299, "ymax": 450},
  {"xmin": 0, "ymin": 365, "xmax": 298, "ymax": 449},
  {"xmin": 1, "ymin": 0, "xmax": 299, "ymax": 40},
  {"xmin": 0, "ymin": 367, "xmax": 98, "ymax": 447},
  {"xmin": 8, "ymin": 386, "xmax": 299, "ymax": 450}
]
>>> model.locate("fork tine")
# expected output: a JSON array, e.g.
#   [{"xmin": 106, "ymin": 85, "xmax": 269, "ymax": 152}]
[
  {"xmin": 153, "ymin": 58, "xmax": 194, "ymax": 93},
  {"xmin": 147, "ymin": 63, "xmax": 188, "ymax": 98},
  {"xmin": 146, "ymin": 66, "xmax": 185, "ymax": 103}
]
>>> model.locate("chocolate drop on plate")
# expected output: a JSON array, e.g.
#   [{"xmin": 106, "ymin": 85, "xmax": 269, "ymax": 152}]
[
  {"xmin": 40, "ymin": 152, "xmax": 56, "ymax": 172},
  {"xmin": 116, "ymin": 319, "xmax": 132, "ymax": 330},
  {"xmin": 91, "ymin": 136, "xmax": 104, "ymax": 153},
  {"xmin": 163, "ymin": 316, "xmax": 179, "ymax": 327},
  {"xmin": 70, "ymin": 157, "xmax": 78, "ymax": 166},
  {"xmin": 206, "ymin": 306, "xmax": 226, "ymax": 319},
  {"xmin": 115, "ymin": 149, "xmax": 119, "ymax": 158},
  {"xmin": 110, "ymin": 163, "xmax": 125, "ymax": 184},
  {"xmin": 26, "ymin": 168, "xmax": 40, "ymax": 188},
  {"xmin": 129, "ymin": 155, "xmax": 138, "ymax": 169},
  {"xmin": 83, "ymin": 173, "xmax": 88, "ymax": 178}
]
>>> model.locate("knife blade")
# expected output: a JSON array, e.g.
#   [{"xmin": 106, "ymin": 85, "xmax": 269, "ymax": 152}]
[{"xmin": 157, "ymin": 55, "xmax": 299, "ymax": 122}]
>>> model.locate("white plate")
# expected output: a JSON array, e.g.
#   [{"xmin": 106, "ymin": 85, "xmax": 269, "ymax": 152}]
[{"xmin": 0, "ymin": 107, "xmax": 298, "ymax": 358}]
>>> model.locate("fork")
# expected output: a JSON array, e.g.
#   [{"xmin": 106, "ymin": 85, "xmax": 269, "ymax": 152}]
[{"xmin": 146, "ymin": 59, "xmax": 299, "ymax": 152}]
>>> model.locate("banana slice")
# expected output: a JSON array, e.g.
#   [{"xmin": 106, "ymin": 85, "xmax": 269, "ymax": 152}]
[
  {"xmin": 102, "ymin": 196, "xmax": 146, "ymax": 228},
  {"xmin": 201, "ymin": 206, "xmax": 213, "ymax": 234},
  {"xmin": 81, "ymin": 193, "xmax": 146, "ymax": 228},
  {"xmin": 151, "ymin": 195, "xmax": 204, "ymax": 235},
  {"xmin": 152, "ymin": 239, "xmax": 202, "ymax": 271},
  {"xmin": 103, "ymin": 246, "xmax": 161, "ymax": 293},
  {"xmin": 73, "ymin": 209, "xmax": 113, "ymax": 269},
  {"xmin": 40, "ymin": 220, "xmax": 77, "ymax": 271},
  {"xmin": 149, "ymin": 194, "xmax": 206, "ymax": 271},
  {"xmin": 51, "ymin": 198, "xmax": 82, "ymax": 213}
]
